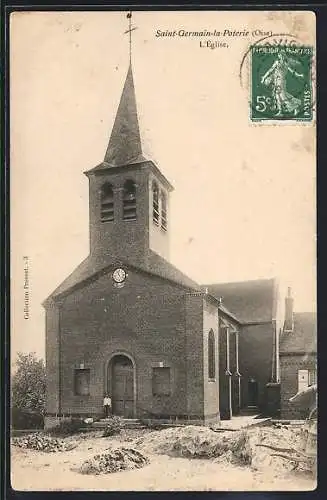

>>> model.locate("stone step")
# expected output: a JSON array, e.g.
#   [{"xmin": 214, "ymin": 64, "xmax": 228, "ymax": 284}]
[
  {"xmin": 239, "ymin": 407, "xmax": 260, "ymax": 416},
  {"xmin": 92, "ymin": 418, "xmax": 144, "ymax": 429}
]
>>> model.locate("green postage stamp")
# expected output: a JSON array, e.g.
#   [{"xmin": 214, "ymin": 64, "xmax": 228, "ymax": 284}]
[{"xmin": 250, "ymin": 45, "xmax": 314, "ymax": 121}]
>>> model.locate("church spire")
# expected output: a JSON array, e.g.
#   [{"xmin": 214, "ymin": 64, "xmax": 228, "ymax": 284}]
[{"xmin": 104, "ymin": 12, "xmax": 147, "ymax": 167}]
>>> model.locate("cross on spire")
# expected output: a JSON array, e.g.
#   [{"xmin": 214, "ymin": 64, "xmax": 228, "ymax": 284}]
[{"xmin": 124, "ymin": 11, "xmax": 137, "ymax": 64}]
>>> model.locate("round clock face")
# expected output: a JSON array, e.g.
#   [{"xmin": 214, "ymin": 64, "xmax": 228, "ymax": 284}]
[{"xmin": 112, "ymin": 268, "xmax": 126, "ymax": 283}]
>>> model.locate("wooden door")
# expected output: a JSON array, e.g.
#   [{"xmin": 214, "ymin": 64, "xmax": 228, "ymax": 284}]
[{"xmin": 111, "ymin": 355, "xmax": 134, "ymax": 418}]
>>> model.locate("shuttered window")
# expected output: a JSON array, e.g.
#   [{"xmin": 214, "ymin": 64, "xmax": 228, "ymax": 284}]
[
  {"xmin": 152, "ymin": 182, "xmax": 160, "ymax": 225},
  {"xmin": 74, "ymin": 369, "xmax": 90, "ymax": 396},
  {"xmin": 100, "ymin": 183, "xmax": 114, "ymax": 222},
  {"xmin": 152, "ymin": 367, "xmax": 170, "ymax": 396},
  {"xmin": 123, "ymin": 180, "xmax": 137, "ymax": 220},
  {"xmin": 161, "ymin": 191, "xmax": 167, "ymax": 231},
  {"xmin": 298, "ymin": 369, "xmax": 309, "ymax": 392},
  {"xmin": 298, "ymin": 369, "xmax": 317, "ymax": 391}
]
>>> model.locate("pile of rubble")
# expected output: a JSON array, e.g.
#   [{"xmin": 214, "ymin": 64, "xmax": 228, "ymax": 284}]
[
  {"xmin": 80, "ymin": 447, "xmax": 149, "ymax": 475},
  {"xmin": 133, "ymin": 423, "xmax": 311, "ymax": 474},
  {"xmin": 250, "ymin": 424, "xmax": 314, "ymax": 474},
  {"xmin": 134, "ymin": 425, "xmax": 253, "ymax": 464},
  {"xmin": 12, "ymin": 433, "xmax": 77, "ymax": 453}
]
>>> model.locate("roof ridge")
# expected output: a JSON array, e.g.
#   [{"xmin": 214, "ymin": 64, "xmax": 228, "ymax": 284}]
[
  {"xmin": 203, "ymin": 277, "xmax": 276, "ymax": 287},
  {"xmin": 205, "ymin": 279, "xmax": 276, "ymax": 323},
  {"xmin": 147, "ymin": 250, "xmax": 200, "ymax": 290},
  {"xmin": 44, "ymin": 252, "xmax": 200, "ymax": 304}
]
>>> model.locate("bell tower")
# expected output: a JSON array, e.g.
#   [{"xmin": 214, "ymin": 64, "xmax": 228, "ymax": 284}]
[{"xmin": 84, "ymin": 12, "xmax": 173, "ymax": 267}]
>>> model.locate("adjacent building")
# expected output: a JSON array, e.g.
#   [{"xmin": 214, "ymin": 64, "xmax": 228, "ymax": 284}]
[
  {"xmin": 280, "ymin": 289, "xmax": 317, "ymax": 419},
  {"xmin": 206, "ymin": 279, "xmax": 282, "ymax": 419}
]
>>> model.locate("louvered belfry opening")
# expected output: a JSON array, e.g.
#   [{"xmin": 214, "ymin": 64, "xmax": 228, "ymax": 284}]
[
  {"xmin": 123, "ymin": 179, "xmax": 137, "ymax": 220},
  {"xmin": 101, "ymin": 182, "xmax": 114, "ymax": 222},
  {"xmin": 161, "ymin": 191, "xmax": 167, "ymax": 231},
  {"xmin": 152, "ymin": 181, "xmax": 159, "ymax": 225}
]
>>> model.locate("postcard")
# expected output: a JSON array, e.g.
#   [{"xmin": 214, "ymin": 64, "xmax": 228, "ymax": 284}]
[{"xmin": 10, "ymin": 10, "xmax": 316, "ymax": 491}]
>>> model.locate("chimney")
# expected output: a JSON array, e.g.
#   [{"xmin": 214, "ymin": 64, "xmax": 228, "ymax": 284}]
[{"xmin": 284, "ymin": 287, "xmax": 294, "ymax": 332}]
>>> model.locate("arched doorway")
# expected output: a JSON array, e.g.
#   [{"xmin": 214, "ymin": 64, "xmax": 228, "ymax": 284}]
[{"xmin": 108, "ymin": 354, "xmax": 135, "ymax": 418}]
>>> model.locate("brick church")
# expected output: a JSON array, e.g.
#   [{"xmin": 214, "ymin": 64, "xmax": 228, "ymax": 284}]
[{"xmin": 44, "ymin": 53, "xmax": 282, "ymax": 429}]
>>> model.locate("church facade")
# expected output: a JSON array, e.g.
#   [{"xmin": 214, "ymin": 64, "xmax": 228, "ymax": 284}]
[{"xmin": 44, "ymin": 60, "xmax": 281, "ymax": 429}]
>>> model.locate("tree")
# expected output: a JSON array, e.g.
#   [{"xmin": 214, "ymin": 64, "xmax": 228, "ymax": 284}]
[{"xmin": 11, "ymin": 352, "xmax": 46, "ymax": 415}]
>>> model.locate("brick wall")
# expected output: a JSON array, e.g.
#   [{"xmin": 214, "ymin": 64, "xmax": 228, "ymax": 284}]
[
  {"xmin": 45, "ymin": 300, "xmax": 60, "ymax": 414},
  {"xmin": 280, "ymin": 354, "xmax": 316, "ymax": 419},
  {"xmin": 202, "ymin": 300, "xmax": 219, "ymax": 423},
  {"xmin": 45, "ymin": 268, "xmax": 212, "ymax": 421},
  {"xmin": 219, "ymin": 325, "xmax": 231, "ymax": 419},
  {"xmin": 218, "ymin": 322, "xmax": 239, "ymax": 419},
  {"xmin": 88, "ymin": 167, "xmax": 150, "ymax": 265},
  {"xmin": 185, "ymin": 295, "xmax": 204, "ymax": 418},
  {"xmin": 88, "ymin": 163, "xmax": 171, "ymax": 265},
  {"xmin": 230, "ymin": 331, "xmax": 241, "ymax": 415}
]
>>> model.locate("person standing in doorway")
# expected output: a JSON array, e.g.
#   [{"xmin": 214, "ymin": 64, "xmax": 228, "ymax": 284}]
[{"xmin": 103, "ymin": 393, "xmax": 112, "ymax": 418}]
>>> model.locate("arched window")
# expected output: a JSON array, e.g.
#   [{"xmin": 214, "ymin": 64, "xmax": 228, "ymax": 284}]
[
  {"xmin": 100, "ymin": 182, "xmax": 114, "ymax": 222},
  {"xmin": 208, "ymin": 329, "xmax": 216, "ymax": 379},
  {"xmin": 161, "ymin": 191, "xmax": 167, "ymax": 231},
  {"xmin": 123, "ymin": 179, "xmax": 136, "ymax": 220},
  {"xmin": 152, "ymin": 181, "xmax": 159, "ymax": 225}
]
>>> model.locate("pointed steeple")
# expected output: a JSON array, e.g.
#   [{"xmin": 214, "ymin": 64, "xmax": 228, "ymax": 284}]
[{"xmin": 104, "ymin": 63, "xmax": 147, "ymax": 167}]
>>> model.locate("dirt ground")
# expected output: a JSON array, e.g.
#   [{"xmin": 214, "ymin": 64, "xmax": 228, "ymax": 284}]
[{"xmin": 11, "ymin": 427, "xmax": 317, "ymax": 492}]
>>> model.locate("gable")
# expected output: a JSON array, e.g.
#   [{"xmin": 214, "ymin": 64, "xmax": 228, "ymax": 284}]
[
  {"xmin": 59, "ymin": 267, "xmax": 188, "ymax": 344},
  {"xmin": 43, "ymin": 251, "xmax": 199, "ymax": 305}
]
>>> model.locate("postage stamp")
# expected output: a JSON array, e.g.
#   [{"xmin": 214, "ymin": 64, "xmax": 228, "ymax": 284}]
[{"xmin": 250, "ymin": 45, "xmax": 313, "ymax": 121}]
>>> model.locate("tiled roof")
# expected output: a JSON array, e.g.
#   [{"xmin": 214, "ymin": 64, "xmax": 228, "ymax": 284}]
[
  {"xmin": 45, "ymin": 255, "xmax": 277, "ymax": 329},
  {"xmin": 147, "ymin": 251, "xmax": 200, "ymax": 291},
  {"xmin": 280, "ymin": 312, "xmax": 317, "ymax": 354},
  {"xmin": 85, "ymin": 160, "xmax": 174, "ymax": 194},
  {"xmin": 218, "ymin": 303, "xmax": 241, "ymax": 324},
  {"xmin": 44, "ymin": 251, "xmax": 200, "ymax": 304},
  {"xmin": 203, "ymin": 278, "xmax": 276, "ymax": 324}
]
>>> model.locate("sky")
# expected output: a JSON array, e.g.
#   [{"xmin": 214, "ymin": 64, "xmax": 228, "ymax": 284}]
[{"xmin": 10, "ymin": 11, "xmax": 316, "ymax": 361}]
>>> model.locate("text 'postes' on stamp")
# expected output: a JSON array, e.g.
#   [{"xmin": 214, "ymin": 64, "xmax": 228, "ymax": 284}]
[{"xmin": 250, "ymin": 45, "xmax": 313, "ymax": 122}]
